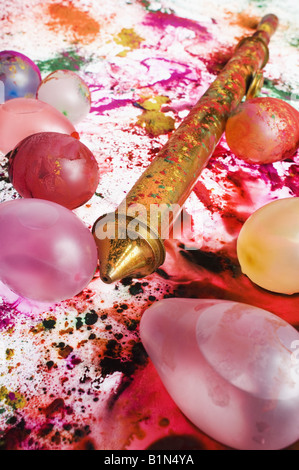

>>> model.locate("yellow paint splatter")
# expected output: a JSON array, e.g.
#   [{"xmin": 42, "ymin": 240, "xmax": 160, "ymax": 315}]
[
  {"xmin": 114, "ymin": 28, "xmax": 144, "ymax": 56},
  {"xmin": 138, "ymin": 95, "xmax": 170, "ymax": 111},
  {"xmin": 137, "ymin": 111, "xmax": 175, "ymax": 136},
  {"xmin": 0, "ymin": 386, "xmax": 27, "ymax": 410},
  {"xmin": 54, "ymin": 160, "xmax": 61, "ymax": 175},
  {"xmin": 5, "ymin": 349, "xmax": 14, "ymax": 360},
  {"xmin": 136, "ymin": 95, "xmax": 175, "ymax": 136}
]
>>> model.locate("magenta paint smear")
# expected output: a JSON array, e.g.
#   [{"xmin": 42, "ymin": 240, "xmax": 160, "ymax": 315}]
[
  {"xmin": 143, "ymin": 10, "xmax": 212, "ymax": 40},
  {"xmin": 0, "ymin": 0, "xmax": 299, "ymax": 451},
  {"xmin": 0, "ymin": 302, "xmax": 16, "ymax": 330}
]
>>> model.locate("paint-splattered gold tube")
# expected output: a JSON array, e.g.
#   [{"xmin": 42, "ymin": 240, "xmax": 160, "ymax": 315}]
[{"xmin": 93, "ymin": 14, "xmax": 278, "ymax": 283}]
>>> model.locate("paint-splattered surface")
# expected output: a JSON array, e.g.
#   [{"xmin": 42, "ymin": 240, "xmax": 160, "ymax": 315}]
[{"xmin": 0, "ymin": 0, "xmax": 299, "ymax": 451}]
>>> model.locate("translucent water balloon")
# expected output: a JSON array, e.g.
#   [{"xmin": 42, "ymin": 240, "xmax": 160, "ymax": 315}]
[
  {"xmin": 237, "ymin": 197, "xmax": 299, "ymax": 294},
  {"xmin": 0, "ymin": 199, "xmax": 98, "ymax": 303},
  {"xmin": 140, "ymin": 298, "xmax": 299, "ymax": 450},
  {"xmin": 37, "ymin": 70, "xmax": 91, "ymax": 124}
]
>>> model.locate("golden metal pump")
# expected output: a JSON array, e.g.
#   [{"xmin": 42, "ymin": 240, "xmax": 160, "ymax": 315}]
[{"xmin": 92, "ymin": 14, "xmax": 279, "ymax": 284}]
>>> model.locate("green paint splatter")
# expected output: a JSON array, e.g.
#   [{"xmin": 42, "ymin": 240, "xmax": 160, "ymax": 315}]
[
  {"xmin": 36, "ymin": 49, "xmax": 91, "ymax": 73},
  {"xmin": 137, "ymin": 0, "xmax": 172, "ymax": 14},
  {"xmin": 138, "ymin": 0, "xmax": 152, "ymax": 10},
  {"xmin": 289, "ymin": 37, "xmax": 299, "ymax": 48},
  {"xmin": 114, "ymin": 28, "xmax": 144, "ymax": 57},
  {"xmin": 250, "ymin": 0, "xmax": 270, "ymax": 8},
  {"xmin": 262, "ymin": 79, "xmax": 294, "ymax": 100}
]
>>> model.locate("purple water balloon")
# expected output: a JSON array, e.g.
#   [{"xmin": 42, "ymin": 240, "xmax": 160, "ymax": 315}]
[
  {"xmin": 0, "ymin": 199, "xmax": 98, "ymax": 302},
  {"xmin": 0, "ymin": 50, "xmax": 41, "ymax": 101}
]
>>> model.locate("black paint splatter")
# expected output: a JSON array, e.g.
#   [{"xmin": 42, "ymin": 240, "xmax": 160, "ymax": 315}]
[
  {"xmin": 128, "ymin": 282, "xmax": 144, "ymax": 295},
  {"xmin": 84, "ymin": 310, "xmax": 98, "ymax": 325},
  {"xmin": 42, "ymin": 319, "xmax": 56, "ymax": 330},
  {"xmin": 179, "ymin": 248, "xmax": 239, "ymax": 276}
]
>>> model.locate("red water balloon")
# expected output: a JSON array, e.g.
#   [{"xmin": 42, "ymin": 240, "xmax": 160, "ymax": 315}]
[{"xmin": 8, "ymin": 132, "xmax": 99, "ymax": 210}]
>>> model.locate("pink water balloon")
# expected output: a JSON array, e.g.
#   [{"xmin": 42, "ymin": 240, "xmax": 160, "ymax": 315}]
[
  {"xmin": 0, "ymin": 199, "xmax": 98, "ymax": 302},
  {"xmin": 0, "ymin": 98, "xmax": 77, "ymax": 154},
  {"xmin": 140, "ymin": 298, "xmax": 299, "ymax": 450}
]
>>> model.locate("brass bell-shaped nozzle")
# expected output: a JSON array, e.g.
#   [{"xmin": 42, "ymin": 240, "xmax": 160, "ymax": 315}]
[{"xmin": 92, "ymin": 212, "xmax": 165, "ymax": 284}]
